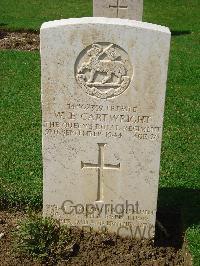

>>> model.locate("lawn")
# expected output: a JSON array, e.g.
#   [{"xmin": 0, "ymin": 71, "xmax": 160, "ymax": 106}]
[
  {"xmin": 0, "ymin": 51, "xmax": 42, "ymax": 209},
  {"xmin": 0, "ymin": 0, "xmax": 92, "ymax": 31},
  {"xmin": 0, "ymin": 0, "xmax": 199, "ymax": 264}
]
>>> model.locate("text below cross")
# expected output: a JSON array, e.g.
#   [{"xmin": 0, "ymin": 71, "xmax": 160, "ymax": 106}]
[
  {"xmin": 109, "ymin": 0, "xmax": 128, "ymax": 17},
  {"xmin": 81, "ymin": 143, "xmax": 120, "ymax": 202}
]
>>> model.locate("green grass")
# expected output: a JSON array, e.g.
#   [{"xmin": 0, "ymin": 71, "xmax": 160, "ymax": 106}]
[
  {"xmin": 0, "ymin": 0, "xmax": 199, "ymax": 32},
  {"xmin": 0, "ymin": 0, "xmax": 92, "ymax": 31},
  {"xmin": 186, "ymin": 226, "xmax": 200, "ymax": 266},
  {"xmin": 0, "ymin": 0, "xmax": 200, "ymax": 263},
  {"xmin": 0, "ymin": 51, "xmax": 42, "ymax": 209}
]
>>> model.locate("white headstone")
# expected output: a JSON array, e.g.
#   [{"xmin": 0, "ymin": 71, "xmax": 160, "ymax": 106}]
[
  {"xmin": 93, "ymin": 0, "xmax": 143, "ymax": 21},
  {"xmin": 41, "ymin": 17, "xmax": 171, "ymax": 238}
]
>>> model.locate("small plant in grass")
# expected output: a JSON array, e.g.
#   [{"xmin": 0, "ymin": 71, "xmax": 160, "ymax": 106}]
[{"xmin": 14, "ymin": 214, "xmax": 77, "ymax": 263}]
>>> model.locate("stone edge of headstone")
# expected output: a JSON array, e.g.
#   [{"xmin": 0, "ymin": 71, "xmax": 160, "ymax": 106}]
[{"xmin": 40, "ymin": 17, "xmax": 171, "ymax": 35}]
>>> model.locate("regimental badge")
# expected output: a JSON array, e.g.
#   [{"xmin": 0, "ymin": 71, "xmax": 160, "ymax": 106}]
[{"xmin": 75, "ymin": 42, "xmax": 133, "ymax": 99}]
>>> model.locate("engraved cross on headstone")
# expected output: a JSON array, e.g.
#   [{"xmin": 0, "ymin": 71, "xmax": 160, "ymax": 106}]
[
  {"xmin": 93, "ymin": 0, "xmax": 143, "ymax": 21},
  {"xmin": 109, "ymin": 0, "xmax": 128, "ymax": 18},
  {"xmin": 81, "ymin": 143, "xmax": 120, "ymax": 202}
]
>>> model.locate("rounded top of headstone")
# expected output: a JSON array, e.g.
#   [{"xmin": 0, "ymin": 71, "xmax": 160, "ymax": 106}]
[{"xmin": 41, "ymin": 17, "xmax": 170, "ymax": 35}]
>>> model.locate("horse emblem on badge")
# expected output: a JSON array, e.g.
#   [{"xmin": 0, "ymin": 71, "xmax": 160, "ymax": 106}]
[{"xmin": 75, "ymin": 42, "xmax": 133, "ymax": 99}]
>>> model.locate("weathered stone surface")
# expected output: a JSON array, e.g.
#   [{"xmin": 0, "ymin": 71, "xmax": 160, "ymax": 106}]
[
  {"xmin": 41, "ymin": 17, "xmax": 171, "ymax": 238},
  {"xmin": 93, "ymin": 0, "xmax": 143, "ymax": 21}
]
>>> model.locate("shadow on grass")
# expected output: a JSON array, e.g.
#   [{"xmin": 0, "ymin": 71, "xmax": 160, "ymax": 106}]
[
  {"xmin": 0, "ymin": 23, "xmax": 8, "ymax": 26},
  {"xmin": 171, "ymin": 30, "xmax": 191, "ymax": 36},
  {"xmin": 155, "ymin": 187, "xmax": 200, "ymax": 248}
]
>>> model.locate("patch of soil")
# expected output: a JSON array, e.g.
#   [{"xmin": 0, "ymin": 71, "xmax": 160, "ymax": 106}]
[
  {"xmin": 67, "ymin": 232, "xmax": 184, "ymax": 266},
  {"xmin": 0, "ymin": 211, "xmax": 37, "ymax": 265},
  {"xmin": 0, "ymin": 210, "xmax": 191, "ymax": 266},
  {"xmin": 0, "ymin": 30, "xmax": 39, "ymax": 51}
]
